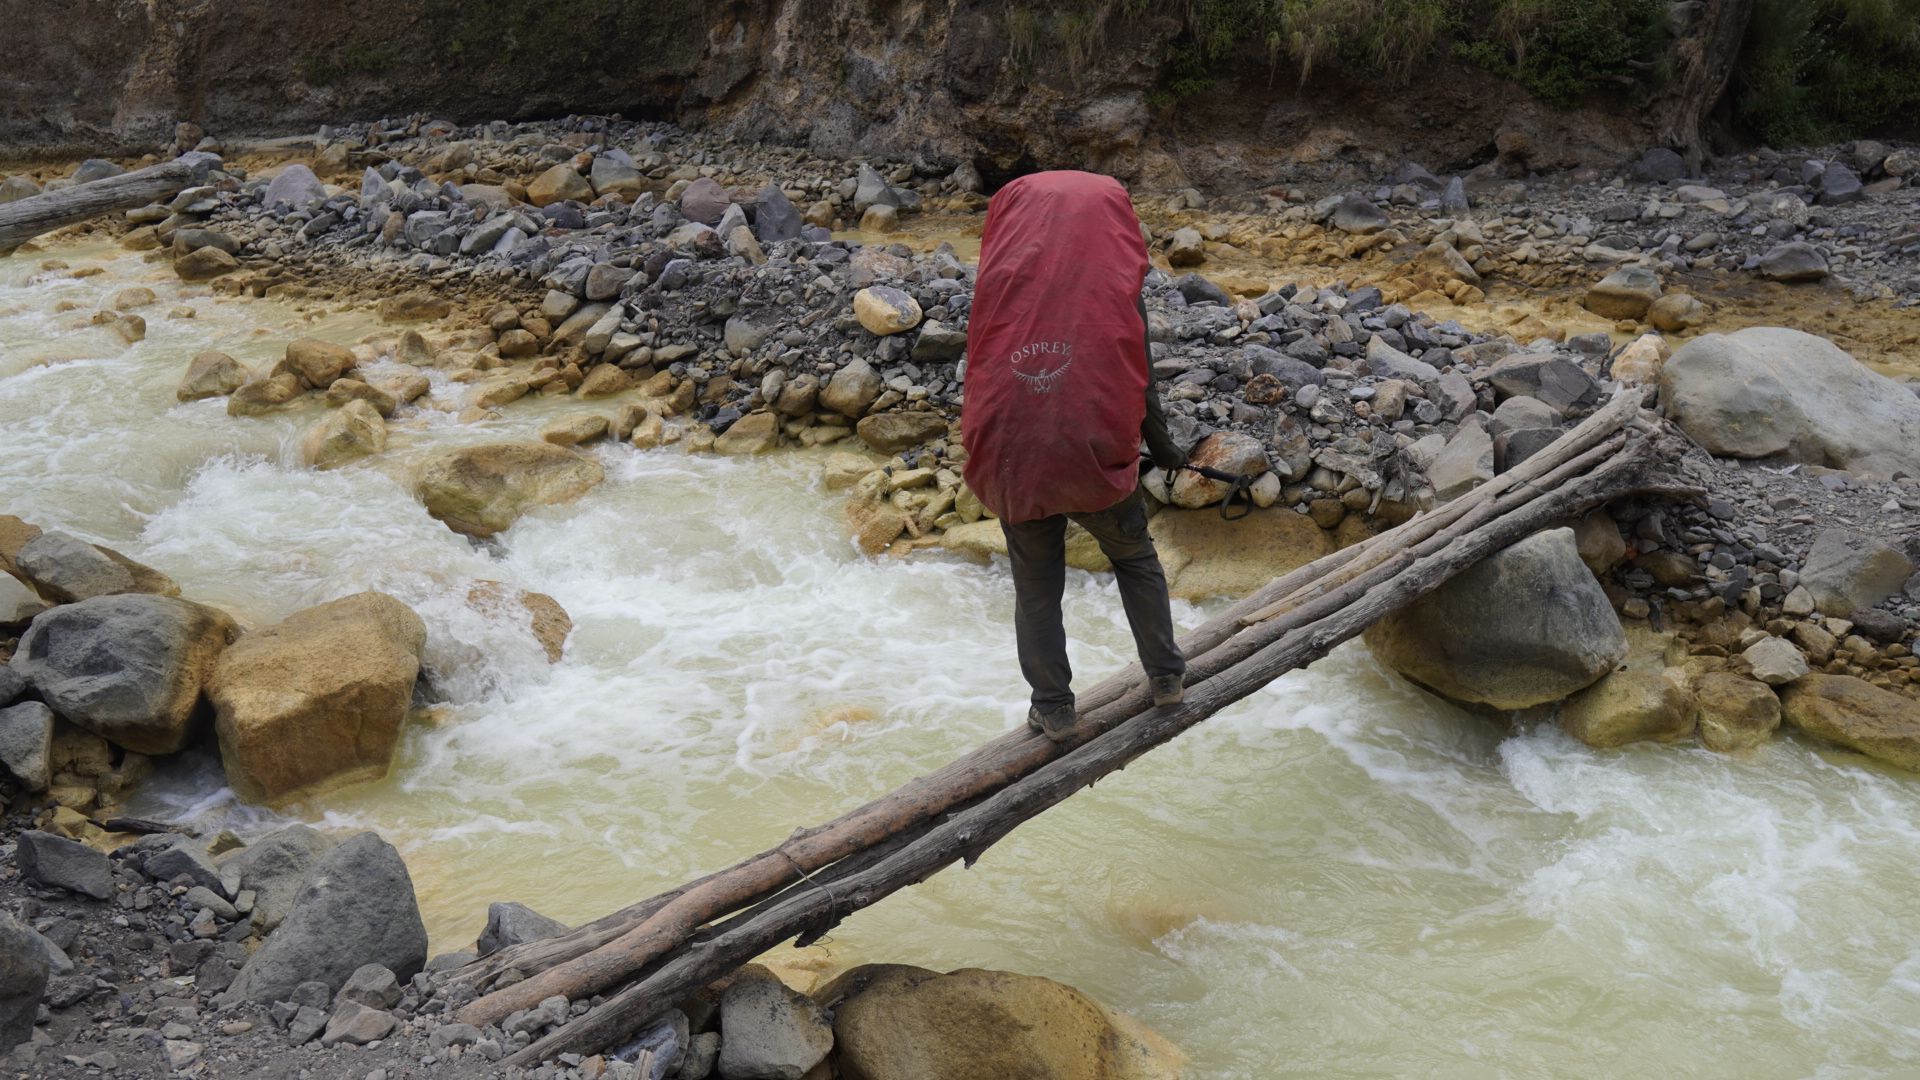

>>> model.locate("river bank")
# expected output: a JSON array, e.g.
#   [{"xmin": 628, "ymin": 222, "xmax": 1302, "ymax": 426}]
[{"xmin": 4, "ymin": 118, "xmax": 1920, "ymax": 1077}]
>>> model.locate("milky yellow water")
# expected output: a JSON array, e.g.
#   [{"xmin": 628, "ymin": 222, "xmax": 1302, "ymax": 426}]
[{"xmin": 7, "ymin": 244, "xmax": 1920, "ymax": 1078}]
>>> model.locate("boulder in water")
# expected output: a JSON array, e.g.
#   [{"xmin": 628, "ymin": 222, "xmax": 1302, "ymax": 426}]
[
  {"xmin": 1782, "ymin": 674, "xmax": 1920, "ymax": 770},
  {"xmin": 415, "ymin": 442, "xmax": 605, "ymax": 539},
  {"xmin": 301, "ymin": 398, "xmax": 387, "ymax": 469},
  {"xmin": 177, "ymin": 351, "xmax": 249, "ymax": 401}
]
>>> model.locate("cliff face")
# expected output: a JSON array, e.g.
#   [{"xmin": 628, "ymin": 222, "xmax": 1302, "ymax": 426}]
[{"xmin": 0, "ymin": 0, "xmax": 1649, "ymax": 188}]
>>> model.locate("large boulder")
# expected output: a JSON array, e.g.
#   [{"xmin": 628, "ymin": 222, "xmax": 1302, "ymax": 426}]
[
  {"xmin": 12, "ymin": 594, "xmax": 239, "ymax": 755},
  {"xmin": 14, "ymin": 830, "xmax": 113, "ymax": 899},
  {"xmin": 301, "ymin": 399, "xmax": 387, "ymax": 470},
  {"xmin": 15, "ymin": 531, "xmax": 137, "ymax": 603},
  {"xmin": 273, "ymin": 339, "xmax": 356, "ymax": 390},
  {"xmin": 527, "ymin": 164, "xmax": 592, "ymax": 208},
  {"xmin": 1690, "ymin": 673, "xmax": 1782, "ymax": 752},
  {"xmin": 0, "ymin": 912, "xmax": 47, "ymax": 1052},
  {"xmin": 679, "ymin": 177, "xmax": 732, "ymax": 225},
  {"xmin": 1363, "ymin": 528, "xmax": 1626, "ymax": 710},
  {"xmin": 821, "ymin": 358, "xmax": 883, "ymax": 417},
  {"xmin": 206, "ymin": 592, "xmax": 426, "ymax": 805},
  {"xmin": 717, "ymin": 968, "xmax": 834, "ymax": 1080},
  {"xmin": 474, "ymin": 902, "xmax": 570, "ymax": 957},
  {"xmin": 1798, "ymin": 529, "xmax": 1913, "ymax": 617},
  {"xmin": 752, "ymin": 184, "xmax": 804, "ymax": 244},
  {"xmin": 824, "ymin": 965, "xmax": 1182, "ymax": 1080},
  {"xmin": 1659, "ymin": 327, "xmax": 1920, "ymax": 478},
  {"xmin": 225, "ymin": 832, "xmax": 429, "ymax": 1004},
  {"xmin": 177, "ymin": 351, "xmax": 249, "ymax": 401},
  {"xmin": 1148, "ymin": 506, "xmax": 1333, "ymax": 600},
  {"xmin": 1559, "ymin": 671, "xmax": 1693, "ymax": 748},
  {"xmin": 1782, "ymin": 674, "xmax": 1920, "ymax": 769},
  {"xmin": 416, "ymin": 443, "xmax": 605, "ymax": 539},
  {"xmin": 218, "ymin": 825, "xmax": 335, "ymax": 933}
]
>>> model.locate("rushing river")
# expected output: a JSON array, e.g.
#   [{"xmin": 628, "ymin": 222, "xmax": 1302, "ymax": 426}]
[{"xmin": 6, "ymin": 243, "xmax": 1920, "ymax": 1078}]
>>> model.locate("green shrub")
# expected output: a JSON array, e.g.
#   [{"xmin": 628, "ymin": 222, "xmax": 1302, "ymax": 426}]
[{"xmin": 1735, "ymin": 0, "xmax": 1920, "ymax": 144}]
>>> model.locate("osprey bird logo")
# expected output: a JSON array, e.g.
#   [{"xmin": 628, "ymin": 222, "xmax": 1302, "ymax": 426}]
[{"xmin": 1010, "ymin": 340, "xmax": 1073, "ymax": 394}]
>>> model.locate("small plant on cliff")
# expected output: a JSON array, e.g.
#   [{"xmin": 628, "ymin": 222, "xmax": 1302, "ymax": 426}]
[{"xmin": 1453, "ymin": 0, "xmax": 1665, "ymax": 105}]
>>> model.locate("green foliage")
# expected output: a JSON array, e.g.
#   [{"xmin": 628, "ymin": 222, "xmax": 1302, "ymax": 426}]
[
  {"xmin": 1452, "ymin": 0, "xmax": 1665, "ymax": 105},
  {"xmin": 1734, "ymin": 0, "xmax": 1920, "ymax": 144}
]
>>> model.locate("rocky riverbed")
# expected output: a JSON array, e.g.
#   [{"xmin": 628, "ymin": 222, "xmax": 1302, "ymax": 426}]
[{"xmin": 4, "ymin": 114, "xmax": 1920, "ymax": 1077}]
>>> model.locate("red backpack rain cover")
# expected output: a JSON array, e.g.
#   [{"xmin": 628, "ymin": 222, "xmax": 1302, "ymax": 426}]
[{"xmin": 961, "ymin": 171, "xmax": 1149, "ymax": 524}]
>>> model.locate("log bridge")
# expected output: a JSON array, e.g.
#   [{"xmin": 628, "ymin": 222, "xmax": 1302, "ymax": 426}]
[{"xmin": 451, "ymin": 388, "xmax": 1695, "ymax": 1067}]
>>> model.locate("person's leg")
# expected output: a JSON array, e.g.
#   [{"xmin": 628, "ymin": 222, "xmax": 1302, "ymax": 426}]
[
  {"xmin": 1070, "ymin": 486, "xmax": 1187, "ymax": 683},
  {"xmin": 1001, "ymin": 513, "xmax": 1075, "ymax": 715}
]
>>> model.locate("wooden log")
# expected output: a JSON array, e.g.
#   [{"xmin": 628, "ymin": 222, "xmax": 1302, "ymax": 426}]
[
  {"xmin": 502, "ymin": 430, "xmax": 1675, "ymax": 1067},
  {"xmin": 0, "ymin": 163, "xmax": 195, "ymax": 253},
  {"xmin": 456, "ymin": 390, "xmax": 1659, "ymax": 1015}
]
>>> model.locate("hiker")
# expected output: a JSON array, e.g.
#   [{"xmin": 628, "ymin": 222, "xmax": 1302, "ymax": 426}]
[{"xmin": 961, "ymin": 170, "xmax": 1190, "ymax": 742}]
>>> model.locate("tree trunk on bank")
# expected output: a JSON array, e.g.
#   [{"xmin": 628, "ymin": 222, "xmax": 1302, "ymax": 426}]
[
  {"xmin": 1647, "ymin": 0, "xmax": 1756, "ymax": 170},
  {"xmin": 0, "ymin": 162, "xmax": 193, "ymax": 254}
]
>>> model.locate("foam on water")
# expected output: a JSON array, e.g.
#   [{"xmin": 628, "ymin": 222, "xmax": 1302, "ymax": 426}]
[{"xmin": 7, "ymin": 244, "xmax": 1920, "ymax": 1076}]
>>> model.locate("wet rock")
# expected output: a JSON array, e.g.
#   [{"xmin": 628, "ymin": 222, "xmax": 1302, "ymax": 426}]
[
  {"xmin": 1166, "ymin": 228, "xmax": 1206, "ymax": 267},
  {"xmin": 15, "ymin": 830, "xmax": 113, "ymax": 899},
  {"xmin": 1170, "ymin": 432, "xmax": 1268, "ymax": 508},
  {"xmin": 323, "ymin": 379, "xmax": 399, "ymax": 417},
  {"xmin": 218, "ymin": 825, "xmax": 334, "ymax": 933},
  {"xmin": 856, "ymin": 413, "xmax": 948, "ymax": 455},
  {"xmin": 0, "ymin": 912, "xmax": 48, "ymax": 1052},
  {"xmin": 1782, "ymin": 674, "xmax": 1920, "ymax": 770},
  {"xmin": 227, "ymin": 372, "xmax": 304, "ymax": 416},
  {"xmin": 853, "ymin": 286, "xmax": 922, "ymax": 335},
  {"xmin": 12, "ymin": 594, "xmax": 238, "ymax": 755},
  {"xmin": 540, "ymin": 413, "xmax": 611, "ymax": 446},
  {"xmin": 1659, "ymin": 327, "xmax": 1920, "ymax": 478},
  {"xmin": 207, "ymin": 592, "xmax": 426, "ymax": 805},
  {"xmin": 1798, "ymin": 529, "xmax": 1914, "ymax": 617},
  {"xmin": 475, "ymin": 902, "xmax": 570, "ymax": 958},
  {"xmin": 14, "ymin": 531, "xmax": 134, "ymax": 602},
  {"xmin": 1559, "ymin": 671, "xmax": 1694, "ymax": 748},
  {"xmin": 1757, "ymin": 242, "xmax": 1828, "ymax": 282},
  {"xmin": 0, "ymin": 701, "xmax": 52, "ymax": 790},
  {"xmin": 1583, "ymin": 266, "xmax": 1662, "ymax": 320},
  {"xmin": 176, "ymin": 351, "xmax": 248, "ymax": 401},
  {"xmin": 860, "ymin": 203, "xmax": 899, "ymax": 232},
  {"xmin": 173, "ymin": 246, "xmax": 238, "ymax": 280},
  {"xmin": 1691, "ymin": 673, "xmax": 1782, "ymax": 752},
  {"xmin": 1148, "ymin": 507, "xmax": 1333, "ymax": 600},
  {"xmin": 464, "ymin": 582, "xmax": 571, "ymax": 663},
  {"xmin": 262, "ymin": 164, "xmax": 325, "ymax": 210},
  {"xmin": 1363, "ymin": 527, "xmax": 1627, "ymax": 710},
  {"xmin": 714, "ymin": 411, "xmax": 780, "ymax": 455},
  {"xmin": 528, "ymin": 164, "xmax": 592, "ymax": 207},
  {"xmin": 416, "ymin": 443, "xmax": 606, "ymax": 539},
  {"xmin": 679, "ymin": 177, "xmax": 731, "ymax": 225},
  {"xmin": 301, "ymin": 398, "xmax": 387, "ymax": 469},
  {"xmin": 274, "ymin": 338, "xmax": 356, "ymax": 390},
  {"xmin": 377, "ymin": 291, "xmax": 452, "ymax": 323},
  {"xmin": 171, "ymin": 229, "xmax": 238, "ymax": 256},
  {"xmin": 824, "ymin": 964, "xmax": 1182, "ymax": 1080},
  {"xmin": 719, "ymin": 967, "xmax": 834, "ymax": 1080},
  {"xmin": 1331, "ymin": 194, "xmax": 1390, "ymax": 235},
  {"xmin": 227, "ymin": 832, "xmax": 428, "ymax": 1003},
  {"xmin": 822, "ymin": 357, "xmax": 883, "ymax": 418}
]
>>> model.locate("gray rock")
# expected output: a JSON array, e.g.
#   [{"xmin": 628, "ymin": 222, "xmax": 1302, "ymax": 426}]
[
  {"xmin": 1171, "ymin": 272, "xmax": 1231, "ymax": 307},
  {"xmin": 1362, "ymin": 337, "xmax": 1439, "ymax": 382},
  {"xmin": 183, "ymin": 886, "xmax": 236, "ymax": 922},
  {"xmin": 1243, "ymin": 345, "xmax": 1324, "ymax": 392},
  {"xmin": 723, "ymin": 316, "xmax": 772, "ymax": 356},
  {"xmin": 1632, "ymin": 148, "xmax": 1685, "ymax": 184},
  {"xmin": 1817, "ymin": 161, "xmax": 1863, "ymax": 205},
  {"xmin": 1745, "ymin": 636, "xmax": 1810, "ymax": 685},
  {"xmin": 142, "ymin": 837, "xmax": 226, "ymax": 897},
  {"xmin": 679, "ymin": 177, "xmax": 731, "ymax": 226},
  {"xmin": 852, "ymin": 164, "xmax": 892, "ymax": 213},
  {"xmin": 0, "ymin": 576, "xmax": 46, "ymax": 626},
  {"xmin": 1757, "ymin": 242, "xmax": 1828, "ymax": 282},
  {"xmin": 1584, "ymin": 266, "xmax": 1662, "ymax": 320},
  {"xmin": 290, "ymin": 980, "xmax": 331, "ymax": 1010},
  {"xmin": 426, "ymin": 951, "xmax": 477, "ymax": 973},
  {"xmin": 218, "ymin": 824, "xmax": 334, "ymax": 932},
  {"xmin": 475, "ymin": 901, "xmax": 570, "ymax": 958},
  {"xmin": 0, "ymin": 176, "xmax": 40, "ymax": 203},
  {"xmin": 226, "ymin": 832, "xmax": 428, "ymax": 1004},
  {"xmin": 1331, "ymin": 194, "xmax": 1390, "ymax": 235},
  {"xmin": 1363, "ymin": 527, "xmax": 1628, "ymax": 710},
  {"xmin": 0, "ymin": 912, "xmax": 46, "ymax": 1052},
  {"xmin": 1799, "ymin": 530, "xmax": 1914, "ymax": 618},
  {"xmin": 170, "ymin": 228, "xmax": 239, "ymax": 255},
  {"xmin": 31, "ymin": 929, "xmax": 73, "ymax": 975},
  {"xmin": 1848, "ymin": 608, "xmax": 1906, "ymax": 643},
  {"xmin": 429, "ymin": 1022, "xmax": 482, "ymax": 1050},
  {"xmin": 1495, "ymin": 427, "xmax": 1564, "ymax": 473},
  {"xmin": 404, "ymin": 211, "xmax": 450, "ymax": 248},
  {"xmin": 1484, "ymin": 354, "xmax": 1600, "ymax": 413},
  {"xmin": 1659, "ymin": 327, "xmax": 1920, "ymax": 478},
  {"xmin": 337, "ymin": 963, "xmax": 402, "ymax": 1009},
  {"xmin": 589, "ymin": 154, "xmax": 644, "ymax": 199},
  {"xmin": 752, "ymin": 184, "xmax": 803, "ymax": 244},
  {"xmin": 614, "ymin": 1009, "xmax": 688, "ymax": 1080},
  {"xmin": 681, "ymin": 1031, "xmax": 720, "ymax": 1080},
  {"xmin": 0, "ymin": 702, "xmax": 51, "ymax": 790},
  {"xmin": 1489, "ymin": 394, "xmax": 1562, "ymax": 435},
  {"xmin": 15, "ymin": 830, "xmax": 113, "ymax": 900},
  {"xmin": 460, "ymin": 214, "xmax": 518, "ymax": 256},
  {"xmin": 715, "ymin": 203, "xmax": 749, "ymax": 242},
  {"xmin": 910, "ymin": 320, "xmax": 966, "ymax": 362},
  {"xmin": 14, "ymin": 531, "xmax": 133, "ymax": 603},
  {"xmin": 821, "ymin": 357, "xmax": 883, "ymax": 418},
  {"xmin": 286, "ymin": 1004, "xmax": 327, "ymax": 1046},
  {"xmin": 717, "ymin": 973, "xmax": 833, "ymax": 1080},
  {"xmin": 0, "ymin": 665, "xmax": 16, "ymax": 708},
  {"xmin": 262, "ymin": 164, "xmax": 326, "ymax": 211},
  {"xmin": 72, "ymin": 159, "xmax": 127, "ymax": 184},
  {"xmin": 359, "ymin": 168, "xmax": 393, "ymax": 206},
  {"xmin": 1427, "ymin": 421, "xmax": 1494, "ymax": 501},
  {"xmin": 584, "ymin": 263, "xmax": 636, "ymax": 301},
  {"xmin": 11, "ymin": 593, "xmax": 237, "ymax": 755},
  {"xmin": 1441, "ymin": 177, "xmax": 1471, "ymax": 216}
]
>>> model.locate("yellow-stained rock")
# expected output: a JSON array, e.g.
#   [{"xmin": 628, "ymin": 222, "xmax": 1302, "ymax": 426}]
[
  {"xmin": 301, "ymin": 398, "xmax": 387, "ymax": 469},
  {"xmin": 1148, "ymin": 505, "xmax": 1333, "ymax": 600},
  {"xmin": 528, "ymin": 164, "xmax": 593, "ymax": 207},
  {"xmin": 416, "ymin": 443, "xmax": 605, "ymax": 539},
  {"xmin": 1691, "ymin": 672, "xmax": 1782, "ymax": 752},
  {"xmin": 853, "ymin": 286, "xmax": 922, "ymax": 336},
  {"xmin": 207, "ymin": 592, "xmax": 426, "ymax": 805},
  {"xmin": 939, "ymin": 519, "xmax": 1113, "ymax": 572},
  {"xmin": 466, "ymin": 582, "xmax": 572, "ymax": 663},
  {"xmin": 274, "ymin": 338, "xmax": 356, "ymax": 389},
  {"xmin": 1782, "ymin": 674, "xmax": 1920, "ymax": 769},
  {"xmin": 1559, "ymin": 670, "xmax": 1694, "ymax": 748},
  {"xmin": 177, "ymin": 351, "xmax": 249, "ymax": 401},
  {"xmin": 714, "ymin": 411, "xmax": 780, "ymax": 455},
  {"xmin": 539, "ymin": 413, "xmax": 610, "ymax": 446}
]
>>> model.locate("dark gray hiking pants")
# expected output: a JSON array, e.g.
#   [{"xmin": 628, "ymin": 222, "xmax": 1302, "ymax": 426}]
[{"xmin": 1001, "ymin": 486, "xmax": 1186, "ymax": 714}]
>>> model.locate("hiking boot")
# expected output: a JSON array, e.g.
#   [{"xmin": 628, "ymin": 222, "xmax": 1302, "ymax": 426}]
[
  {"xmin": 1026, "ymin": 704, "xmax": 1078, "ymax": 743},
  {"xmin": 1149, "ymin": 675, "xmax": 1185, "ymax": 707}
]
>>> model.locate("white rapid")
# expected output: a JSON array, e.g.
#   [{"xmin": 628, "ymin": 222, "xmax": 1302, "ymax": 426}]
[{"xmin": 5, "ymin": 244, "xmax": 1920, "ymax": 1078}]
